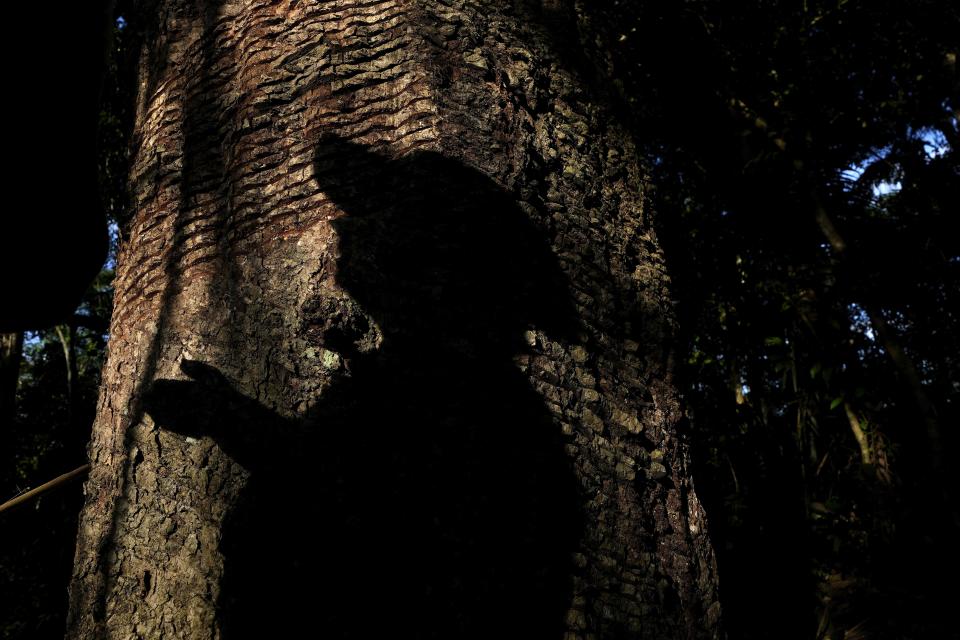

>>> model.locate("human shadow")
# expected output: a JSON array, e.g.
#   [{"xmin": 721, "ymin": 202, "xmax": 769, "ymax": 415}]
[{"xmin": 144, "ymin": 140, "xmax": 583, "ymax": 638}]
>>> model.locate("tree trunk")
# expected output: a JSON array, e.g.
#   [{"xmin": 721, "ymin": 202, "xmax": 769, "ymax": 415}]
[
  {"xmin": 68, "ymin": 1, "xmax": 720, "ymax": 638},
  {"xmin": 0, "ymin": 332, "xmax": 22, "ymax": 425}
]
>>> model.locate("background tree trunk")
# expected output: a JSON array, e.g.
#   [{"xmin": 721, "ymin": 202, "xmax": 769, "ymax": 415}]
[
  {"xmin": 68, "ymin": 1, "xmax": 720, "ymax": 638},
  {"xmin": 0, "ymin": 332, "xmax": 22, "ymax": 425}
]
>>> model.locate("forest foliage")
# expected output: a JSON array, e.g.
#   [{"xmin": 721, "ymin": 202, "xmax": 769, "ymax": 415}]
[
  {"xmin": 2, "ymin": 1, "xmax": 957, "ymax": 638},
  {"xmin": 583, "ymin": 1, "xmax": 958, "ymax": 637}
]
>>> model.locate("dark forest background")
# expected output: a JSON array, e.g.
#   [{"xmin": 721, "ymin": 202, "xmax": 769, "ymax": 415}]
[{"xmin": 1, "ymin": 1, "xmax": 957, "ymax": 638}]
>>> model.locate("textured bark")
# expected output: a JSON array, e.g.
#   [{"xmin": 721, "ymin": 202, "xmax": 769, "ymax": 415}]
[{"xmin": 68, "ymin": 1, "xmax": 720, "ymax": 638}]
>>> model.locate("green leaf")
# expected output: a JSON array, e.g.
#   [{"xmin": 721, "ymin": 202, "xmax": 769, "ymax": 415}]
[{"xmin": 829, "ymin": 397, "xmax": 843, "ymax": 410}]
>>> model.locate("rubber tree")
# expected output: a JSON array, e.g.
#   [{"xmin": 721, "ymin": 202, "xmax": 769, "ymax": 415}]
[{"xmin": 67, "ymin": 1, "xmax": 721, "ymax": 638}]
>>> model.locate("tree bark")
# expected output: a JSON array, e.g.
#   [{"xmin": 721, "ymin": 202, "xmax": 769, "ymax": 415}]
[{"xmin": 68, "ymin": 1, "xmax": 720, "ymax": 638}]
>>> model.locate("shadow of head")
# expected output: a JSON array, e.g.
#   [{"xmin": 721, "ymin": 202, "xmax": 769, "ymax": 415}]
[{"xmin": 314, "ymin": 136, "xmax": 577, "ymax": 353}]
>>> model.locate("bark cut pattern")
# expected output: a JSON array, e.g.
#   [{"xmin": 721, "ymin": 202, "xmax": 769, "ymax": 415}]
[{"xmin": 68, "ymin": 1, "xmax": 720, "ymax": 638}]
